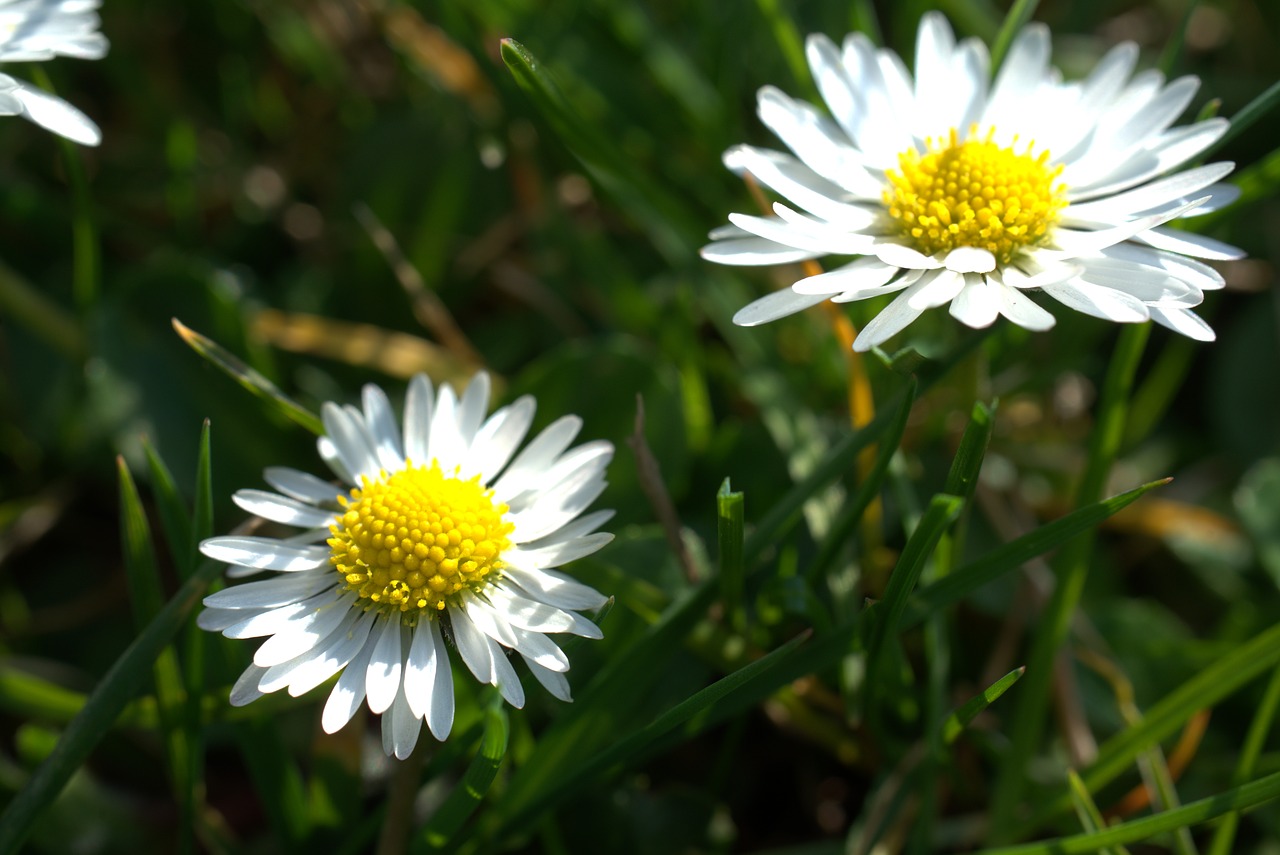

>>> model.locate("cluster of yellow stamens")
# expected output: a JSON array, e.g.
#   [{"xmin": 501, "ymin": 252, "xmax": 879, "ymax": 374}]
[
  {"xmin": 328, "ymin": 463, "xmax": 513, "ymax": 619},
  {"xmin": 884, "ymin": 127, "xmax": 1066, "ymax": 264}
]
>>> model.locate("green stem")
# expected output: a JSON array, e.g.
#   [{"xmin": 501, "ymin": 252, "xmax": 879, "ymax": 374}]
[{"xmin": 989, "ymin": 324, "xmax": 1150, "ymax": 840}]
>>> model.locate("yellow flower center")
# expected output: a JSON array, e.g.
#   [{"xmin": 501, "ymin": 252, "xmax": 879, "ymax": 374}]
[
  {"xmin": 883, "ymin": 128, "xmax": 1066, "ymax": 265},
  {"xmin": 327, "ymin": 463, "xmax": 513, "ymax": 618}
]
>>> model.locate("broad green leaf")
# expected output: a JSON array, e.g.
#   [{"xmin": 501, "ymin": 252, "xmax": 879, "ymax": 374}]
[{"xmin": 172, "ymin": 318, "xmax": 323, "ymax": 435}]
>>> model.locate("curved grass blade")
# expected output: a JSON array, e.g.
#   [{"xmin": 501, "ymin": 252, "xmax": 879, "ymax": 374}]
[
  {"xmin": 1067, "ymin": 769, "xmax": 1131, "ymax": 855},
  {"xmin": 172, "ymin": 318, "xmax": 323, "ymax": 436},
  {"xmin": 989, "ymin": 0, "xmax": 1040, "ymax": 72},
  {"xmin": 905, "ymin": 478, "xmax": 1170, "ymax": 626},
  {"xmin": 141, "ymin": 437, "xmax": 193, "ymax": 577},
  {"xmin": 942, "ymin": 667, "xmax": 1025, "ymax": 745},
  {"xmin": 976, "ymin": 770, "xmax": 1280, "ymax": 855},
  {"xmin": 417, "ymin": 702, "xmax": 510, "ymax": 851},
  {"xmin": 1202, "ymin": 79, "xmax": 1280, "ymax": 159},
  {"xmin": 0, "ymin": 557, "xmax": 224, "ymax": 855},
  {"xmin": 1023, "ymin": 620, "xmax": 1280, "ymax": 832},
  {"xmin": 865, "ymin": 494, "xmax": 964, "ymax": 708},
  {"xmin": 1208, "ymin": 663, "xmax": 1280, "ymax": 855}
]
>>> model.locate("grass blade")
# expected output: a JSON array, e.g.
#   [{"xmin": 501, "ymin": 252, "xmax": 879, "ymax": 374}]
[
  {"xmin": 989, "ymin": 0, "xmax": 1040, "ymax": 72},
  {"xmin": 1067, "ymin": 770, "xmax": 1130, "ymax": 855},
  {"xmin": 942, "ymin": 667, "xmax": 1025, "ymax": 745},
  {"xmin": 0, "ymin": 556, "xmax": 224, "ymax": 855},
  {"xmin": 1207, "ymin": 663, "xmax": 1280, "ymax": 855},
  {"xmin": 1202, "ymin": 78, "xmax": 1280, "ymax": 159},
  {"xmin": 716, "ymin": 478, "xmax": 746, "ymax": 629},
  {"xmin": 172, "ymin": 318, "xmax": 323, "ymax": 436},
  {"xmin": 976, "ymin": 770, "xmax": 1280, "ymax": 855},
  {"xmin": 418, "ymin": 702, "xmax": 510, "ymax": 851},
  {"xmin": 865, "ymin": 494, "xmax": 964, "ymax": 707},
  {"xmin": 140, "ymin": 438, "xmax": 194, "ymax": 577}
]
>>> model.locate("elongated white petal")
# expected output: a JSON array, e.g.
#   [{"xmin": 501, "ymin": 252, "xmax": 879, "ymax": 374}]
[
  {"xmin": 1150, "ymin": 306, "xmax": 1215, "ymax": 341},
  {"xmin": 362, "ymin": 384, "xmax": 405, "ymax": 471},
  {"xmin": 487, "ymin": 583, "xmax": 603, "ymax": 638},
  {"xmin": 404, "ymin": 619, "xmax": 442, "ymax": 720},
  {"xmin": 731, "ymin": 288, "xmax": 830, "ymax": 326},
  {"xmin": 949, "ymin": 276, "xmax": 1001, "ymax": 329},
  {"xmin": 727, "ymin": 211, "xmax": 876, "ymax": 255},
  {"xmin": 322, "ymin": 403, "xmax": 381, "ymax": 482},
  {"xmin": 425, "ymin": 620, "xmax": 455, "ymax": 740},
  {"xmin": 365, "ymin": 616, "xmax": 405, "ymax": 714},
  {"xmin": 200, "ymin": 537, "xmax": 330, "ymax": 572},
  {"xmin": 233, "ymin": 490, "xmax": 336, "ymax": 528},
  {"xmin": 282, "ymin": 610, "xmax": 377, "ymax": 697},
  {"xmin": 427, "ymin": 384, "xmax": 463, "ymax": 472},
  {"xmin": 230, "ymin": 664, "xmax": 271, "ymax": 707},
  {"xmin": 403, "ymin": 374, "xmax": 434, "ymax": 465},
  {"xmin": 522, "ymin": 656, "xmax": 572, "ymax": 702},
  {"xmin": 508, "ymin": 626, "xmax": 571, "ymax": 673},
  {"xmin": 264, "ymin": 467, "xmax": 341, "ymax": 505},
  {"xmin": 515, "ymin": 532, "xmax": 614, "ymax": 568},
  {"xmin": 1133, "ymin": 226, "xmax": 1244, "ymax": 260},
  {"xmin": 500, "ymin": 563, "xmax": 608, "ymax": 611},
  {"xmin": 700, "ymin": 235, "xmax": 824, "ymax": 266},
  {"xmin": 10, "ymin": 81, "xmax": 100, "ymax": 145},
  {"xmin": 253, "ymin": 595, "xmax": 355, "ymax": 666},
  {"xmin": 322, "ymin": 633, "xmax": 378, "ymax": 733},
  {"xmin": 382, "ymin": 681, "xmax": 421, "ymax": 760},
  {"xmin": 991, "ymin": 279, "xmax": 1057, "ymax": 330},
  {"xmin": 793, "ymin": 257, "xmax": 897, "ymax": 296},
  {"xmin": 463, "ymin": 593, "xmax": 521, "ymax": 648},
  {"xmin": 492, "ymin": 415, "xmax": 583, "ymax": 500},
  {"xmin": 1040, "ymin": 279, "xmax": 1150, "ymax": 323},
  {"xmin": 943, "ymin": 247, "xmax": 997, "ymax": 274},
  {"xmin": 522, "ymin": 509, "xmax": 616, "ymax": 549},
  {"xmin": 489, "ymin": 638, "xmax": 525, "ymax": 708},
  {"xmin": 906, "ymin": 269, "xmax": 964, "ymax": 310},
  {"xmin": 449, "ymin": 605, "xmax": 495, "ymax": 683},
  {"xmin": 724, "ymin": 146, "xmax": 879, "ymax": 228},
  {"xmin": 203, "ymin": 571, "xmax": 335, "ymax": 610},
  {"xmin": 468, "ymin": 395, "xmax": 536, "ymax": 482},
  {"xmin": 456, "ymin": 372, "xmax": 492, "ymax": 447}
]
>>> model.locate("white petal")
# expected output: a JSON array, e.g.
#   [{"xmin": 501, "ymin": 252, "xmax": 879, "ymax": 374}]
[
  {"xmin": 872, "ymin": 243, "xmax": 944, "ymax": 270},
  {"xmin": 509, "ymin": 473, "xmax": 608, "ymax": 542},
  {"xmin": 456, "ymin": 373, "xmax": 492, "ymax": 447},
  {"xmin": 489, "ymin": 638, "xmax": 526, "ymax": 708},
  {"xmin": 492, "ymin": 415, "xmax": 583, "ymax": 501},
  {"xmin": 906, "ymin": 269, "xmax": 964, "ymax": 310},
  {"xmin": 523, "ymin": 509, "xmax": 615, "ymax": 548},
  {"xmin": 943, "ymin": 247, "xmax": 997, "ymax": 274},
  {"xmin": 321, "ymin": 631, "xmax": 378, "ymax": 733},
  {"xmin": 200, "ymin": 536, "xmax": 330, "ymax": 573},
  {"xmin": 852, "ymin": 283, "xmax": 928, "ymax": 352},
  {"xmin": 11, "ymin": 81, "xmax": 100, "ymax": 145},
  {"xmin": 281, "ymin": 610, "xmax": 377, "ymax": 697},
  {"xmin": 203, "ymin": 571, "xmax": 335, "ymax": 610},
  {"xmin": 232, "ymin": 489, "xmax": 335, "ymax": 528},
  {"xmin": 1040, "ymin": 279, "xmax": 1150, "ymax": 323},
  {"xmin": 404, "ymin": 619, "xmax": 443, "ymax": 720},
  {"xmin": 727, "ymin": 211, "xmax": 877, "ymax": 255},
  {"xmin": 365, "ymin": 616, "xmax": 405, "ymax": 715},
  {"xmin": 515, "ymin": 532, "xmax": 613, "ymax": 568},
  {"xmin": 731, "ymin": 288, "xmax": 830, "ymax": 326},
  {"xmin": 322, "ymin": 403, "xmax": 381, "ymax": 482},
  {"xmin": 468, "ymin": 395, "xmax": 536, "ymax": 482},
  {"xmin": 1099, "ymin": 243, "xmax": 1225, "ymax": 291},
  {"xmin": 403, "ymin": 374, "xmax": 434, "ymax": 465},
  {"xmin": 362, "ymin": 384, "xmax": 405, "ymax": 471},
  {"xmin": 253, "ymin": 596, "xmax": 356, "ymax": 667},
  {"xmin": 832, "ymin": 268, "xmax": 923, "ymax": 303},
  {"xmin": 724, "ymin": 145, "xmax": 879, "ymax": 228},
  {"xmin": 508, "ymin": 626, "xmax": 571, "ymax": 673},
  {"xmin": 1150, "ymin": 306, "xmax": 1216, "ymax": 341},
  {"xmin": 700, "ymin": 235, "xmax": 825, "ymax": 266},
  {"xmin": 462, "ymin": 594, "xmax": 521, "ymax": 648},
  {"xmin": 198, "ymin": 605, "xmax": 271, "ymax": 632},
  {"xmin": 230, "ymin": 664, "xmax": 271, "ymax": 707},
  {"xmin": 1048, "ymin": 198, "xmax": 1209, "ymax": 255},
  {"xmin": 755, "ymin": 86, "xmax": 884, "ymax": 198},
  {"xmin": 1066, "ymin": 119, "xmax": 1229, "ymax": 201},
  {"xmin": 948, "ymin": 276, "xmax": 1001, "ymax": 329},
  {"xmin": 427, "ymin": 384, "xmax": 463, "ymax": 471},
  {"xmin": 382, "ymin": 681, "xmax": 422, "ymax": 760},
  {"xmin": 449, "ymin": 605, "xmax": 495, "ymax": 683},
  {"xmin": 991, "ymin": 279, "xmax": 1057, "ymax": 330},
  {"xmin": 1133, "ymin": 227, "xmax": 1244, "ymax": 260},
  {"xmin": 500, "ymin": 563, "xmax": 608, "ymax": 611},
  {"xmin": 793, "ymin": 256, "xmax": 898, "ymax": 296},
  {"xmin": 426, "ymin": 620, "xmax": 455, "ymax": 740},
  {"xmin": 486, "ymin": 583, "xmax": 602, "ymax": 638},
  {"xmin": 263, "ymin": 467, "xmax": 341, "ymax": 505},
  {"xmin": 1065, "ymin": 162, "xmax": 1235, "ymax": 222},
  {"xmin": 523, "ymin": 656, "xmax": 572, "ymax": 702}
]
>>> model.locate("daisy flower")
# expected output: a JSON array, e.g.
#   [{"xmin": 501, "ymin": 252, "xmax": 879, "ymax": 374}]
[
  {"xmin": 197, "ymin": 373, "xmax": 615, "ymax": 759},
  {"xmin": 702, "ymin": 13, "xmax": 1243, "ymax": 351},
  {"xmin": 0, "ymin": 0, "xmax": 108, "ymax": 145}
]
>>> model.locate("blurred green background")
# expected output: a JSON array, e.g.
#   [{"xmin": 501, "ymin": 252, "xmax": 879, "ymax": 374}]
[{"xmin": 2, "ymin": 0, "xmax": 1280, "ymax": 852}]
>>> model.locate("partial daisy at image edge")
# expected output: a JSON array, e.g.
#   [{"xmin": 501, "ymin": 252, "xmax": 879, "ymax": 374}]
[
  {"xmin": 702, "ymin": 11, "xmax": 1244, "ymax": 351},
  {"xmin": 196, "ymin": 372, "xmax": 615, "ymax": 760},
  {"xmin": 0, "ymin": 0, "xmax": 110, "ymax": 145}
]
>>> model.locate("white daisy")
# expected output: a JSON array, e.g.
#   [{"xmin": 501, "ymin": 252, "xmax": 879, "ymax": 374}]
[
  {"xmin": 0, "ymin": 0, "xmax": 108, "ymax": 145},
  {"xmin": 703, "ymin": 13, "xmax": 1243, "ymax": 351},
  {"xmin": 197, "ymin": 372, "xmax": 615, "ymax": 759}
]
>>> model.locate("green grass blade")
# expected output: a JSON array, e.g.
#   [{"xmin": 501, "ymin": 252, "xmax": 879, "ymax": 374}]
[
  {"xmin": 141, "ymin": 437, "xmax": 194, "ymax": 577},
  {"xmin": 1067, "ymin": 770, "xmax": 1130, "ymax": 855},
  {"xmin": 992, "ymin": 324, "xmax": 1150, "ymax": 838},
  {"xmin": 989, "ymin": 0, "xmax": 1040, "ymax": 72},
  {"xmin": 0, "ymin": 557, "xmax": 225, "ymax": 855},
  {"xmin": 865, "ymin": 494, "xmax": 964, "ymax": 706},
  {"xmin": 117, "ymin": 457, "xmax": 198, "ymax": 855},
  {"xmin": 944, "ymin": 400, "xmax": 995, "ymax": 500},
  {"xmin": 498, "ymin": 39, "xmax": 694, "ymax": 263},
  {"xmin": 191, "ymin": 419, "xmax": 214, "ymax": 558},
  {"xmin": 486, "ymin": 631, "xmax": 810, "ymax": 849},
  {"xmin": 906, "ymin": 479, "xmax": 1169, "ymax": 624},
  {"xmin": 172, "ymin": 319, "xmax": 323, "ymax": 435},
  {"xmin": 182, "ymin": 421, "xmax": 214, "ymax": 854},
  {"xmin": 1208, "ymin": 663, "xmax": 1280, "ymax": 855},
  {"xmin": 942, "ymin": 667, "xmax": 1025, "ymax": 745},
  {"xmin": 1202, "ymin": 78, "xmax": 1280, "ymax": 160},
  {"xmin": 418, "ymin": 702, "xmax": 510, "ymax": 851},
  {"xmin": 807, "ymin": 378, "xmax": 918, "ymax": 583},
  {"xmin": 1024, "ymin": 620, "xmax": 1280, "ymax": 831},
  {"xmin": 976, "ymin": 771, "xmax": 1280, "ymax": 855},
  {"xmin": 752, "ymin": 0, "xmax": 811, "ymax": 90},
  {"xmin": 0, "ymin": 258, "xmax": 85, "ymax": 359},
  {"xmin": 716, "ymin": 478, "xmax": 746, "ymax": 629}
]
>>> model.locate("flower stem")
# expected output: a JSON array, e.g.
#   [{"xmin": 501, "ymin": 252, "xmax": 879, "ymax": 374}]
[{"xmin": 988, "ymin": 323, "xmax": 1150, "ymax": 841}]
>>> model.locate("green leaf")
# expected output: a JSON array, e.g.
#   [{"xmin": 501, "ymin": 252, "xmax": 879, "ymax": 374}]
[
  {"xmin": 141, "ymin": 438, "xmax": 194, "ymax": 578},
  {"xmin": 418, "ymin": 702, "xmax": 510, "ymax": 851},
  {"xmin": 942, "ymin": 667, "xmax": 1025, "ymax": 745},
  {"xmin": 905, "ymin": 479, "xmax": 1170, "ymax": 624},
  {"xmin": 716, "ymin": 478, "xmax": 745, "ymax": 629},
  {"xmin": 1067, "ymin": 770, "xmax": 1131, "ymax": 855},
  {"xmin": 1208, "ymin": 664, "xmax": 1280, "ymax": 855},
  {"xmin": 806, "ymin": 377, "xmax": 918, "ymax": 583},
  {"xmin": 975, "ymin": 771, "xmax": 1280, "ymax": 855},
  {"xmin": 1024, "ymin": 620, "xmax": 1280, "ymax": 832},
  {"xmin": 865, "ymin": 493, "xmax": 964, "ymax": 705},
  {"xmin": 172, "ymin": 318, "xmax": 323, "ymax": 436},
  {"xmin": 0, "ymin": 557, "xmax": 225, "ymax": 855},
  {"xmin": 943, "ymin": 400, "xmax": 994, "ymax": 500}
]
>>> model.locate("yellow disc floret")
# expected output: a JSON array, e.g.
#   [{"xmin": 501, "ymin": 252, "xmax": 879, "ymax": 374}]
[
  {"xmin": 884, "ymin": 127, "xmax": 1066, "ymax": 265},
  {"xmin": 327, "ymin": 462, "xmax": 513, "ymax": 619}
]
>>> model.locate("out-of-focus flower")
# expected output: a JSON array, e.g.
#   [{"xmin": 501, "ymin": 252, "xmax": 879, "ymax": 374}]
[
  {"xmin": 704, "ymin": 13, "xmax": 1242, "ymax": 351},
  {"xmin": 0, "ymin": 0, "xmax": 108, "ymax": 145},
  {"xmin": 198, "ymin": 373, "xmax": 614, "ymax": 759}
]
